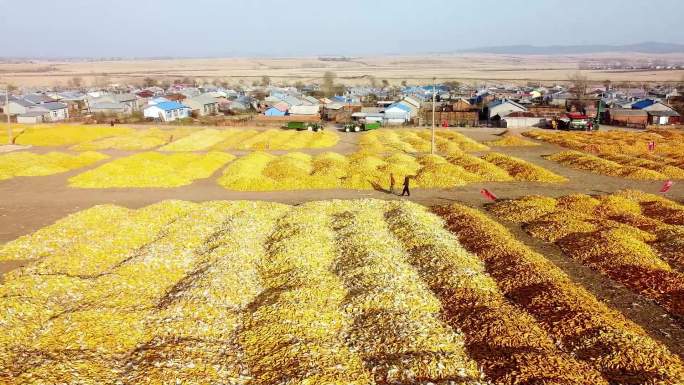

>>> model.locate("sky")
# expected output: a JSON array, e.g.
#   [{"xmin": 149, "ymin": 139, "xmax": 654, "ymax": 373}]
[{"xmin": 1, "ymin": 0, "xmax": 683, "ymax": 58}]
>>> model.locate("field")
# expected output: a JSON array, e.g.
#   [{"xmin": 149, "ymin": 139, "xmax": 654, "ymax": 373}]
[
  {"xmin": 2, "ymin": 53, "xmax": 684, "ymax": 87},
  {"xmin": 2, "ymin": 125, "xmax": 684, "ymax": 385}
]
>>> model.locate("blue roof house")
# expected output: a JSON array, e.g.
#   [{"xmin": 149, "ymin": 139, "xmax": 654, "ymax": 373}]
[{"xmin": 143, "ymin": 101, "xmax": 191, "ymax": 122}]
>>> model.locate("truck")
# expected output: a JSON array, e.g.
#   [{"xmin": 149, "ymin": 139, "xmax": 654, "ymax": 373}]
[
  {"xmin": 344, "ymin": 122, "xmax": 381, "ymax": 132},
  {"xmin": 285, "ymin": 121, "xmax": 325, "ymax": 131}
]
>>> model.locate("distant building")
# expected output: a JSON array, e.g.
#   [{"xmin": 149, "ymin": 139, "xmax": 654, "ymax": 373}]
[
  {"xmin": 17, "ymin": 110, "xmax": 49, "ymax": 124},
  {"xmin": 31, "ymin": 102, "xmax": 70, "ymax": 121},
  {"xmin": 264, "ymin": 103, "xmax": 288, "ymax": 117},
  {"xmin": 488, "ymin": 99, "xmax": 527, "ymax": 119},
  {"xmin": 143, "ymin": 101, "xmax": 191, "ymax": 122},
  {"xmin": 184, "ymin": 94, "xmax": 219, "ymax": 116}
]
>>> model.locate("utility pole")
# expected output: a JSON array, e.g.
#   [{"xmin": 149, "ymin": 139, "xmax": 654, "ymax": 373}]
[
  {"xmin": 431, "ymin": 77, "xmax": 436, "ymax": 155},
  {"xmin": 5, "ymin": 86, "xmax": 10, "ymax": 145}
]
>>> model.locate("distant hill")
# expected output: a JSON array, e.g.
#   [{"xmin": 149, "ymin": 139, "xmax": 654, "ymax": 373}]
[{"xmin": 458, "ymin": 42, "xmax": 684, "ymax": 55}]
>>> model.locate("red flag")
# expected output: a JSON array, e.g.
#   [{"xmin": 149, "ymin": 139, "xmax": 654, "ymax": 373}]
[
  {"xmin": 660, "ymin": 180, "xmax": 674, "ymax": 193},
  {"xmin": 480, "ymin": 188, "xmax": 498, "ymax": 201},
  {"xmin": 648, "ymin": 141, "xmax": 656, "ymax": 152}
]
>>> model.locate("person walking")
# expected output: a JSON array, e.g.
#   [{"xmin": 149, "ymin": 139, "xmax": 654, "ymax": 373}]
[
  {"xmin": 389, "ymin": 173, "xmax": 396, "ymax": 194},
  {"xmin": 401, "ymin": 175, "xmax": 412, "ymax": 197}
]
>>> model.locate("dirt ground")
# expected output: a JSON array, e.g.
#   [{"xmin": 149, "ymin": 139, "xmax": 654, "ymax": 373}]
[{"xmin": 1, "ymin": 125, "xmax": 684, "ymax": 357}]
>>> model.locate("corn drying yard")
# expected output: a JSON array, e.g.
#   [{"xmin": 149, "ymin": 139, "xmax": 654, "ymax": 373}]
[{"xmin": 2, "ymin": 124, "xmax": 684, "ymax": 385}]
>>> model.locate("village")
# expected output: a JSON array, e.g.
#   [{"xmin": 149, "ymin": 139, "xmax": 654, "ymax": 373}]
[{"xmin": 2, "ymin": 74, "xmax": 682, "ymax": 130}]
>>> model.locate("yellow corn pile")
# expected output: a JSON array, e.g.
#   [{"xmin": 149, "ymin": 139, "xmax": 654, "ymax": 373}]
[
  {"xmin": 0, "ymin": 151, "xmax": 108, "ymax": 181},
  {"xmin": 69, "ymin": 152, "xmax": 234, "ymax": 188},
  {"xmin": 72, "ymin": 127, "xmax": 195, "ymax": 151},
  {"xmin": 435, "ymin": 203, "xmax": 684, "ymax": 384},
  {"xmin": 488, "ymin": 190, "xmax": 684, "ymax": 326},
  {"xmin": 11, "ymin": 125, "xmax": 133, "ymax": 146},
  {"xmin": 482, "ymin": 152, "xmax": 568, "ymax": 182},
  {"xmin": 359, "ymin": 129, "xmax": 489, "ymax": 153}
]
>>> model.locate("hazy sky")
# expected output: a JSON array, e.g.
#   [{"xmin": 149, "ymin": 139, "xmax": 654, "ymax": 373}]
[{"xmin": 1, "ymin": 0, "xmax": 683, "ymax": 58}]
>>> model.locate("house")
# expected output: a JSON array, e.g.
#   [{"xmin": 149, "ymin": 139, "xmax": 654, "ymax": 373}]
[
  {"xmin": 89, "ymin": 102, "xmax": 131, "ymax": 114},
  {"xmin": 143, "ymin": 101, "xmax": 191, "ymax": 122},
  {"xmin": 289, "ymin": 105, "xmax": 320, "ymax": 116},
  {"xmin": 488, "ymin": 99, "xmax": 527, "ymax": 119},
  {"xmin": 17, "ymin": 110, "xmax": 49, "ymax": 124},
  {"xmin": 503, "ymin": 112, "xmax": 546, "ymax": 128},
  {"xmin": 87, "ymin": 93, "xmax": 140, "ymax": 114},
  {"xmin": 264, "ymin": 103, "xmax": 288, "ymax": 117},
  {"xmin": 6, "ymin": 97, "xmax": 34, "ymax": 115},
  {"xmin": 184, "ymin": 94, "xmax": 219, "ymax": 116},
  {"xmin": 607, "ymin": 109, "xmax": 649, "ymax": 127},
  {"xmin": 23, "ymin": 93, "xmax": 56, "ymax": 105},
  {"xmin": 648, "ymin": 110, "xmax": 681, "ymax": 126},
  {"xmin": 31, "ymin": 102, "xmax": 69, "ymax": 121},
  {"xmin": 384, "ymin": 103, "xmax": 412, "ymax": 124}
]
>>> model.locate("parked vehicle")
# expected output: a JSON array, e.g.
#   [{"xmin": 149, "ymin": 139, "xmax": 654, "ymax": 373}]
[{"xmin": 344, "ymin": 122, "xmax": 381, "ymax": 132}]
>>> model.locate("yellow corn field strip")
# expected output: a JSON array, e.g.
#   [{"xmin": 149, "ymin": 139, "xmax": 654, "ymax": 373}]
[
  {"xmin": 212, "ymin": 128, "xmax": 339, "ymax": 150},
  {"xmin": 545, "ymin": 150, "xmax": 680, "ymax": 180},
  {"xmin": 435, "ymin": 203, "xmax": 684, "ymax": 384},
  {"xmin": 10, "ymin": 125, "xmax": 133, "ymax": 147},
  {"xmin": 68, "ymin": 152, "xmax": 234, "ymax": 188},
  {"xmin": 217, "ymin": 150, "xmax": 561, "ymax": 191},
  {"xmin": 485, "ymin": 134, "xmax": 540, "ymax": 147},
  {"xmin": 331, "ymin": 201, "xmax": 481, "ymax": 384},
  {"xmin": 71, "ymin": 127, "xmax": 195, "ymax": 151},
  {"xmin": 488, "ymin": 191, "xmax": 684, "ymax": 326},
  {"xmin": 0, "ymin": 151, "xmax": 108, "ymax": 181},
  {"xmin": 158, "ymin": 128, "xmax": 339, "ymax": 151},
  {"xmin": 158, "ymin": 129, "xmax": 230, "ymax": 152},
  {"xmin": 525, "ymin": 129, "xmax": 684, "ymax": 179},
  {"xmin": 482, "ymin": 152, "xmax": 568, "ymax": 182},
  {"xmin": 359, "ymin": 129, "xmax": 489, "ymax": 153},
  {"xmin": 383, "ymin": 201, "xmax": 605, "ymax": 385},
  {"xmin": 523, "ymin": 128, "xmax": 684, "ymax": 157}
]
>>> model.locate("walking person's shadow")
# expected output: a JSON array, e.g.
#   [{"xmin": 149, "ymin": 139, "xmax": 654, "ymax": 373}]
[{"xmin": 370, "ymin": 181, "xmax": 395, "ymax": 195}]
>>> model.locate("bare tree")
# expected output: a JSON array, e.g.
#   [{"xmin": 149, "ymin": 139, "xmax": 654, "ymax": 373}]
[
  {"xmin": 568, "ymin": 72, "xmax": 589, "ymax": 100},
  {"xmin": 367, "ymin": 75, "xmax": 378, "ymax": 88},
  {"xmin": 322, "ymin": 71, "xmax": 337, "ymax": 96},
  {"xmin": 381, "ymin": 79, "xmax": 390, "ymax": 89},
  {"xmin": 401, "ymin": 80, "xmax": 408, "ymax": 88},
  {"xmin": 261, "ymin": 75, "xmax": 271, "ymax": 87},
  {"xmin": 68, "ymin": 76, "xmax": 84, "ymax": 88},
  {"xmin": 143, "ymin": 77, "xmax": 158, "ymax": 87}
]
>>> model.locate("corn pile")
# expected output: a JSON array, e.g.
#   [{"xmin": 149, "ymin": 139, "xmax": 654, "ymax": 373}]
[
  {"xmin": 72, "ymin": 127, "xmax": 195, "ymax": 151},
  {"xmin": 217, "ymin": 150, "xmax": 561, "ymax": 191},
  {"xmin": 12, "ymin": 124, "xmax": 133, "ymax": 147},
  {"xmin": 4, "ymin": 199, "xmax": 684, "ymax": 384},
  {"xmin": 0, "ymin": 151, "xmax": 108, "ymax": 181},
  {"xmin": 488, "ymin": 190, "xmax": 684, "ymax": 326},
  {"xmin": 359, "ymin": 129, "xmax": 489, "ymax": 154},
  {"xmin": 524, "ymin": 128, "xmax": 684, "ymax": 156},
  {"xmin": 525, "ymin": 129, "xmax": 684, "ymax": 179},
  {"xmin": 435, "ymin": 203, "xmax": 684, "ymax": 385},
  {"xmin": 213, "ymin": 128, "xmax": 339, "ymax": 150},
  {"xmin": 69, "ymin": 152, "xmax": 234, "ymax": 188},
  {"xmin": 485, "ymin": 134, "xmax": 540, "ymax": 147},
  {"xmin": 158, "ymin": 129, "xmax": 229, "ymax": 151},
  {"xmin": 331, "ymin": 201, "xmax": 481, "ymax": 384},
  {"xmin": 482, "ymin": 152, "xmax": 568, "ymax": 182},
  {"xmin": 384, "ymin": 202, "xmax": 605, "ymax": 385},
  {"xmin": 545, "ymin": 150, "xmax": 675, "ymax": 180},
  {"xmin": 158, "ymin": 128, "xmax": 339, "ymax": 151}
]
